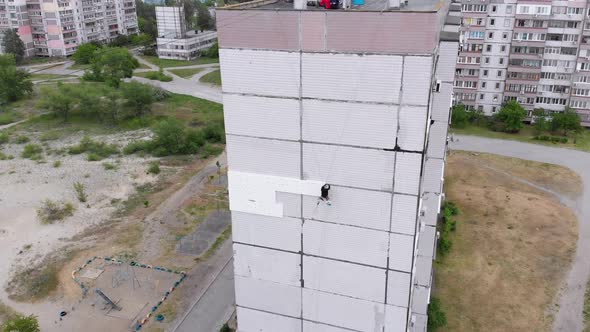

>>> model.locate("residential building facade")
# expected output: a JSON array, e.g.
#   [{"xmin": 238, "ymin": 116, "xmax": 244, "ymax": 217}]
[
  {"xmin": 0, "ymin": 0, "xmax": 137, "ymax": 57},
  {"xmin": 456, "ymin": 0, "xmax": 590, "ymax": 126},
  {"xmin": 155, "ymin": 6, "xmax": 216, "ymax": 60},
  {"xmin": 217, "ymin": 0, "xmax": 459, "ymax": 331}
]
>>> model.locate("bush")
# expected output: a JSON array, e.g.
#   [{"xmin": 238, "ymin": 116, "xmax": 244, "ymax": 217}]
[
  {"xmin": 203, "ymin": 124, "xmax": 225, "ymax": 143},
  {"xmin": 36, "ymin": 199, "xmax": 75, "ymax": 224},
  {"xmin": 102, "ymin": 162, "xmax": 117, "ymax": 170},
  {"xmin": 0, "ymin": 132, "xmax": 10, "ymax": 144},
  {"xmin": 438, "ymin": 201, "xmax": 459, "ymax": 257},
  {"xmin": 21, "ymin": 144, "xmax": 43, "ymax": 160},
  {"xmin": 0, "ymin": 151, "xmax": 14, "ymax": 160},
  {"xmin": 201, "ymin": 143, "xmax": 223, "ymax": 158},
  {"xmin": 40, "ymin": 131, "xmax": 62, "ymax": 141},
  {"xmin": 2, "ymin": 314, "xmax": 40, "ymax": 332},
  {"xmin": 451, "ymin": 104, "xmax": 469, "ymax": 128},
  {"xmin": 73, "ymin": 182, "xmax": 87, "ymax": 203},
  {"xmin": 68, "ymin": 136, "xmax": 118, "ymax": 160},
  {"xmin": 427, "ymin": 297, "xmax": 447, "ymax": 331},
  {"xmin": 144, "ymin": 71, "xmax": 173, "ymax": 82},
  {"xmin": 14, "ymin": 135, "xmax": 30, "ymax": 144},
  {"xmin": 147, "ymin": 161, "xmax": 160, "ymax": 174},
  {"xmin": 152, "ymin": 87, "xmax": 171, "ymax": 101},
  {"xmin": 123, "ymin": 140, "xmax": 152, "ymax": 155},
  {"xmin": 0, "ymin": 112, "xmax": 15, "ymax": 125},
  {"xmin": 219, "ymin": 323, "xmax": 234, "ymax": 332},
  {"xmin": 533, "ymin": 135, "xmax": 568, "ymax": 144},
  {"xmin": 561, "ymin": 137, "xmax": 568, "ymax": 143},
  {"xmin": 52, "ymin": 160, "xmax": 61, "ymax": 168}
]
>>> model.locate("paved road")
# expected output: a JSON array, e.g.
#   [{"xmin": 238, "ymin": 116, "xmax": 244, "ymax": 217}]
[{"xmin": 452, "ymin": 135, "xmax": 590, "ymax": 332}]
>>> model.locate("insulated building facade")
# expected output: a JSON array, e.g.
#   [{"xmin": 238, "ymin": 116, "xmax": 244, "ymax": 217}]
[
  {"xmin": 0, "ymin": 0, "xmax": 138, "ymax": 57},
  {"xmin": 456, "ymin": 0, "xmax": 590, "ymax": 126},
  {"xmin": 217, "ymin": 0, "xmax": 459, "ymax": 331}
]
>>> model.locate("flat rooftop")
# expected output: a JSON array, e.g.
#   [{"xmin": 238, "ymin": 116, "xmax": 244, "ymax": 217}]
[{"xmin": 222, "ymin": 0, "xmax": 445, "ymax": 12}]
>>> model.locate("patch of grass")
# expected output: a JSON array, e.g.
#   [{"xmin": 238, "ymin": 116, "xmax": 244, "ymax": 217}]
[
  {"xmin": 102, "ymin": 162, "xmax": 117, "ymax": 170},
  {"xmin": 0, "ymin": 301, "xmax": 18, "ymax": 327},
  {"xmin": 168, "ymin": 67, "xmax": 204, "ymax": 78},
  {"xmin": 0, "ymin": 112, "xmax": 16, "ymax": 125},
  {"xmin": 428, "ymin": 297, "xmax": 448, "ymax": 331},
  {"xmin": 140, "ymin": 55, "xmax": 219, "ymax": 68},
  {"xmin": 147, "ymin": 161, "xmax": 160, "ymax": 174},
  {"xmin": 134, "ymin": 71, "xmax": 173, "ymax": 82},
  {"xmin": 584, "ymin": 278, "xmax": 590, "ymax": 332},
  {"xmin": 73, "ymin": 182, "xmax": 87, "ymax": 203},
  {"xmin": 0, "ymin": 132, "xmax": 10, "ymax": 144},
  {"xmin": 199, "ymin": 226, "xmax": 231, "ymax": 261},
  {"xmin": 68, "ymin": 63, "xmax": 90, "ymax": 70},
  {"xmin": 113, "ymin": 222, "xmax": 144, "ymax": 250},
  {"xmin": 53, "ymin": 160, "xmax": 61, "ymax": 167},
  {"xmin": 39, "ymin": 130, "xmax": 63, "ymax": 141},
  {"xmin": 199, "ymin": 69, "xmax": 221, "ymax": 86},
  {"xmin": 21, "ymin": 144, "xmax": 43, "ymax": 160},
  {"xmin": 201, "ymin": 143, "xmax": 223, "ymax": 159},
  {"xmin": 29, "ymin": 73, "xmax": 75, "ymax": 81},
  {"xmin": 452, "ymin": 124, "xmax": 590, "ymax": 153},
  {"xmin": 13, "ymin": 135, "xmax": 30, "ymax": 144},
  {"xmin": 68, "ymin": 136, "xmax": 119, "ymax": 161},
  {"xmin": 36, "ymin": 199, "xmax": 75, "ymax": 224}
]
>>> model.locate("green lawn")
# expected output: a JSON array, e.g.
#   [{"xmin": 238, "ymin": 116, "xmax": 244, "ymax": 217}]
[
  {"xmin": 168, "ymin": 67, "xmax": 204, "ymax": 78},
  {"xmin": 68, "ymin": 63, "xmax": 90, "ymax": 70},
  {"xmin": 29, "ymin": 73, "xmax": 75, "ymax": 81},
  {"xmin": 452, "ymin": 124, "xmax": 590, "ymax": 153},
  {"xmin": 199, "ymin": 69, "xmax": 221, "ymax": 86},
  {"xmin": 133, "ymin": 71, "xmax": 173, "ymax": 82},
  {"xmin": 20, "ymin": 57, "xmax": 66, "ymax": 66},
  {"xmin": 140, "ymin": 55, "xmax": 219, "ymax": 68}
]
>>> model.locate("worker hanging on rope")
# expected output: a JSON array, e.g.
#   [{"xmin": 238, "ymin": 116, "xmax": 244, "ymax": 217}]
[{"xmin": 318, "ymin": 184, "xmax": 332, "ymax": 207}]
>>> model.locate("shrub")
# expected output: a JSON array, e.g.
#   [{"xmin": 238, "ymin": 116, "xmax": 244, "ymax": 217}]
[
  {"xmin": 40, "ymin": 131, "xmax": 62, "ymax": 141},
  {"xmin": 561, "ymin": 137, "xmax": 568, "ymax": 143},
  {"xmin": 2, "ymin": 314, "xmax": 40, "ymax": 332},
  {"xmin": 203, "ymin": 124, "xmax": 225, "ymax": 143},
  {"xmin": 0, "ymin": 132, "xmax": 10, "ymax": 144},
  {"xmin": 73, "ymin": 182, "xmax": 87, "ymax": 203},
  {"xmin": 427, "ymin": 297, "xmax": 447, "ymax": 331},
  {"xmin": 102, "ymin": 162, "xmax": 117, "ymax": 170},
  {"xmin": 86, "ymin": 153, "xmax": 101, "ymax": 161},
  {"xmin": 201, "ymin": 143, "xmax": 223, "ymax": 158},
  {"xmin": 0, "ymin": 151, "xmax": 13, "ymax": 160},
  {"xmin": 68, "ymin": 136, "xmax": 118, "ymax": 160},
  {"xmin": 14, "ymin": 135, "xmax": 30, "ymax": 144},
  {"xmin": 147, "ymin": 161, "xmax": 160, "ymax": 174},
  {"xmin": 0, "ymin": 112, "xmax": 15, "ymax": 125},
  {"xmin": 219, "ymin": 324, "xmax": 234, "ymax": 332},
  {"xmin": 123, "ymin": 140, "xmax": 152, "ymax": 155},
  {"xmin": 152, "ymin": 87, "xmax": 170, "ymax": 101},
  {"xmin": 144, "ymin": 71, "xmax": 173, "ymax": 82},
  {"xmin": 52, "ymin": 160, "xmax": 61, "ymax": 168},
  {"xmin": 36, "ymin": 200, "xmax": 75, "ymax": 224},
  {"xmin": 550, "ymin": 136, "xmax": 561, "ymax": 143},
  {"xmin": 21, "ymin": 144, "xmax": 43, "ymax": 159}
]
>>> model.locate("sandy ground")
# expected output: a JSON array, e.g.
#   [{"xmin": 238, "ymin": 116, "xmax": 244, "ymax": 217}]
[
  {"xmin": 436, "ymin": 151, "xmax": 579, "ymax": 332},
  {"xmin": 0, "ymin": 129, "xmax": 158, "ymax": 330}
]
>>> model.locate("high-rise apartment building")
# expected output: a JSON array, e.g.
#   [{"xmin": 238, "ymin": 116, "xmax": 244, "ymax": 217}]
[
  {"xmin": 217, "ymin": 0, "xmax": 459, "ymax": 331},
  {"xmin": 0, "ymin": 0, "xmax": 138, "ymax": 57},
  {"xmin": 456, "ymin": 0, "xmax": 590, "ymax": 126}
]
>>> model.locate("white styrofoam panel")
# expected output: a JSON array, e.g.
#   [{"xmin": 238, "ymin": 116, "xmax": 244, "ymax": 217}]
[
  {"xmin": 303, "ymin": 321, "xmax": 356, "ymax": 332},
  {"xmin": 411, "ymin": 286, "xmax": 430, "ymax": 315},
  {"xmin": 402, "ymin": 56, "xmax": 432, "ymax": 106},
  {"xmin": 388, "ymin": 233, "xmax": 414, "ymax": 272},
  {"xmin": 232, "ymin": 212, "xmax": 301, "ymax": 252},
  {"xmin": 303, "ymin": 256, "xmax": 386, "ymax": 303},
  {"xmin": 228, "ymin": 171, "xmax": 323, "ymax": 217},
  {"xmin": 226, "ymin": 135, "xmax": 300, "ymax": 178},
  {"xmin": 302, "ymin": 99, "xmax": 397, "ymax": 149},
  {"xmin": 237, "ymin": 307, "xmax": 301, "ymax": 332},
  {"xmin": 235, "ymin": 275, "xmax": 301, "ymax": 317},
  {"xmin": 386, "ymin": 270, "xmax": 411, "ymax": 308},
  {"xmin": 427, "ymin": 120, "xmax": 448, "ymax": 159},
  {"xmin": 415, "ymin": 255, "xmax": 433, "ymax": 287},
  {"xmin": 223, "ymin": 94, "xmax": 300, "ymax": 140},
  {"xmin": 302, "ymin": 288, "xmax": 386, "ymax": 332},
  {"xmin": 302, "ymin": 53, "xmax": 403, "ymax": 103},
  {"xmin": 303, "ymin": 143, "xmax": 395, "ymax": 191},
  {"xmin": 393, "ymin": 152, "xmax": 422, "ymax": 195},
  {"xmin": 304, "ymin": 220, "xmax": 389, "ymax": 268},
  {"xmin": 390, "ymin": 194, "xmax": 419, "ymax": 235},
  {"xmin": 422, "ymin": 158, "xmax": 444, "ymax": 194},
  {"xmin": 220, "ymin": 49, "xmax": 300, "ymax": 98},
  {"xmin": 436, "ymin": 41, "xmax": 460, "ymax": 82},
  {"xmin": 233, "ymin": 243, "xmax": 300, "ymax": 286},
  {"xmin": 303, "ymin": 186, "xmax": 391, "ymax": 231},
  {"xmin": 417, "ymin": 225, "xmax": 436, "ymax": 258},
  {"xmin": 431, "ymin": 82, "xmax": 453, "ymax": 122},
  {"xmin": 397, "ymin": 105, "xmax": 427, "ymax": 152},
  {"xmin": 383, "ymin": 304, "xmax": 408, "ymax": 332},
  {"xmin": 411, "ymin": 313, "xmax": 428, "ymax": 332},
  {"xmin": 276, "ymin": 192, "xmax": 302, "ymax": 218},
  {"xmin": 420, "ymin": 192, "xmax": 441, "ymax": 227}
]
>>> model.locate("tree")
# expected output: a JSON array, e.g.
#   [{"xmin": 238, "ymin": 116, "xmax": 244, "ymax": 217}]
[
  {"xmin": 121, "ymin": 81, "xmax": 154, "ymax": 117},
  {"xmin": 494, "ymin": 100, "xmax": 526, "ymax": 133},
  {"xmin": 1, "ymin": 29, "xmax": 26, "ymax": 64},
  {"xmin": 196, "ymin": 2, "xmax": 214, "ymax": 31},
  {"xmin": 136, "ymin": 0, "xmax": 158, "ymax": 39},
  {"xmin": 131, "ymin": 33, "xmax": 153, "ymax": 47},
  {"xmin": 72, "ymin": 43, "xmax": 100, "ymax": 64},
  {"xmin": 450, "ymin": 104, "xmax": 468, "ymax": 128},
  {"xmin": 0, "ymin": 54, "xmax": 33, "ymax": 102},
  {"xmin": 38, "ymin": 83, "xmax": 76, "ymax": 122},
  {"xmin": 2, "ymin": 314, "xmax": 40, "ymax": 332},
  {"xmin": 532, "ymin": 109, "xmax": 550, "ymax": 134},
  {"xmin": 108, "ymin": 35, "xmax": 130, "ymax": 47},
  {"xmin": 204, "ymin": 42, "xmax": 218, "ymax": 58},
  {"xmin": 182, "ymin": 0, "xmax": 197, "ymax": 30},
  {"xmin": 84, "ymin": 47, "xmax": 139, "ymax": 88},
  {"xmin": 552, "ymin": 108, "xmax": 582, "ymax": 136}
]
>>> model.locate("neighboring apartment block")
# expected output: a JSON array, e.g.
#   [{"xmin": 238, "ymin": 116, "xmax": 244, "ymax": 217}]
[
  {"xmin": 155, "ymin": 6, "xmax": 216, "ymax": 60},
  {"xmin": 217, "ymin": 0, "xmax": 459, "ymax": 331},
  {"xmin": 0, "ymin": 0, "xmax": 138, "ymax": 57},
  {"xmin": 456, "ymin": 0, "xmax": 590, "ymax": 126}
]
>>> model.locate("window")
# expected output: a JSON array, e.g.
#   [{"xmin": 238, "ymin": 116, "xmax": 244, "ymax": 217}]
[
  {"xmin": 506, "ymin": 5, "xmax": 512, "ymax": 14},
  {"xmin": 503, "ymin": 32, "xmax": 508, "ymax": 40},
  {"xmin": 499, "ymin": 58, "xmax": 504, "ymax": 65},
  {"xmin": 493, "ymin": 95, "xmax": 498, "ymax": 102},
  {"xmin": 486, "ymin": 45, "xmax": 492, "ymax": 52},
  {"xmin": 488, "ymin": 32, "xmax": 493, "ymax": 39},
  {"xmin": 501, "ymin": 45, "xmax": 506, "ymax": 52},
  {"xmin": 485, "ymin": 57, "xmax": 490, "ymax": 64},
  {"xmin": 492, "ymin": 107, "xmax": 497, "ymax": 113},
  {"xmin": 480, "ymin": 94, "xmax": 484, "ymax": 100},
  {"xmin": 489, "ymin": 18, "xmax": 495, "ymax": 26},
  {"xmin": 483, "ymin": 69, "xmax": 489, "ymax": 76},
  {"xmin": 492, "ymin": 5, "xmax": 497, "ymax": 12},
  {"xmin": 504, "ymin": 19, "xmax": 511, "ymax": 27},
  {"xmin": 497, "ymin": 70, "xmax": 502, "ymax": 78},
  {"xmin": 468, "ymin": 31, "xmax": 485, "ymax": 39},
  {"xmin": 482, "ymin": 82, "xmax": 487, "ymax": 88},
  {"xmin": 462, "ymin": 4, "xmax": 487, "ymax": 12},
  {"xmin": 477, "ymin": 105, "xmax": 483, "ymax": 112},
  {"xmin": 571, "ymin": 100, "xmax": 588, "ymax": 109},
  {"xmin": 567, "ymin": 7, "xmax": 583, "ymax": 15},
  {"xmin": 496, "ymin": 82, "xmax": 500, "ymax": 89}
]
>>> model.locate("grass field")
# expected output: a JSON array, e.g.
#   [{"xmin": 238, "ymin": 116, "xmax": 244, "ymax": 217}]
[
  {"xmin": 29, "ymin": 73, "xmax": 75, "ymax": 81},
  {"xmin": 140, "ymin": 56, "xmax": 219, "ymax": 68},
  {"xmin": 200, "ymin": 69, "xmax": 221, "ymax": 86},
  {"xmin": 133, "ymin": 70, "xmax": 173, "ymax": 82},
  {"xmin": 168, "ymin": 67, "xmax": 204, "ymax": 78},
  {"xmin": 435, "ymin": 151, "xmax": 579, "ymax": 332},
  {"xmin": 452, "ymin": 124, "xmax": 590, "ymax": 152}
]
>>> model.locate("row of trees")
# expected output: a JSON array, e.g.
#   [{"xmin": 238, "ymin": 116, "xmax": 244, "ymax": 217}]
[
  {"xmin": 73, "ymin": 46, "xmax": 139, "ymax": 88},
  {"xmin": 451, "ymin": 101, "xmax": 583, "ymax": 136}
]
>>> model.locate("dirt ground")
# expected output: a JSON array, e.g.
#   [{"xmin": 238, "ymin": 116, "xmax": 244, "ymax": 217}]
[{"xmin": 435, "ymin": 151, "xmax": 579, "ymax": 332}]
